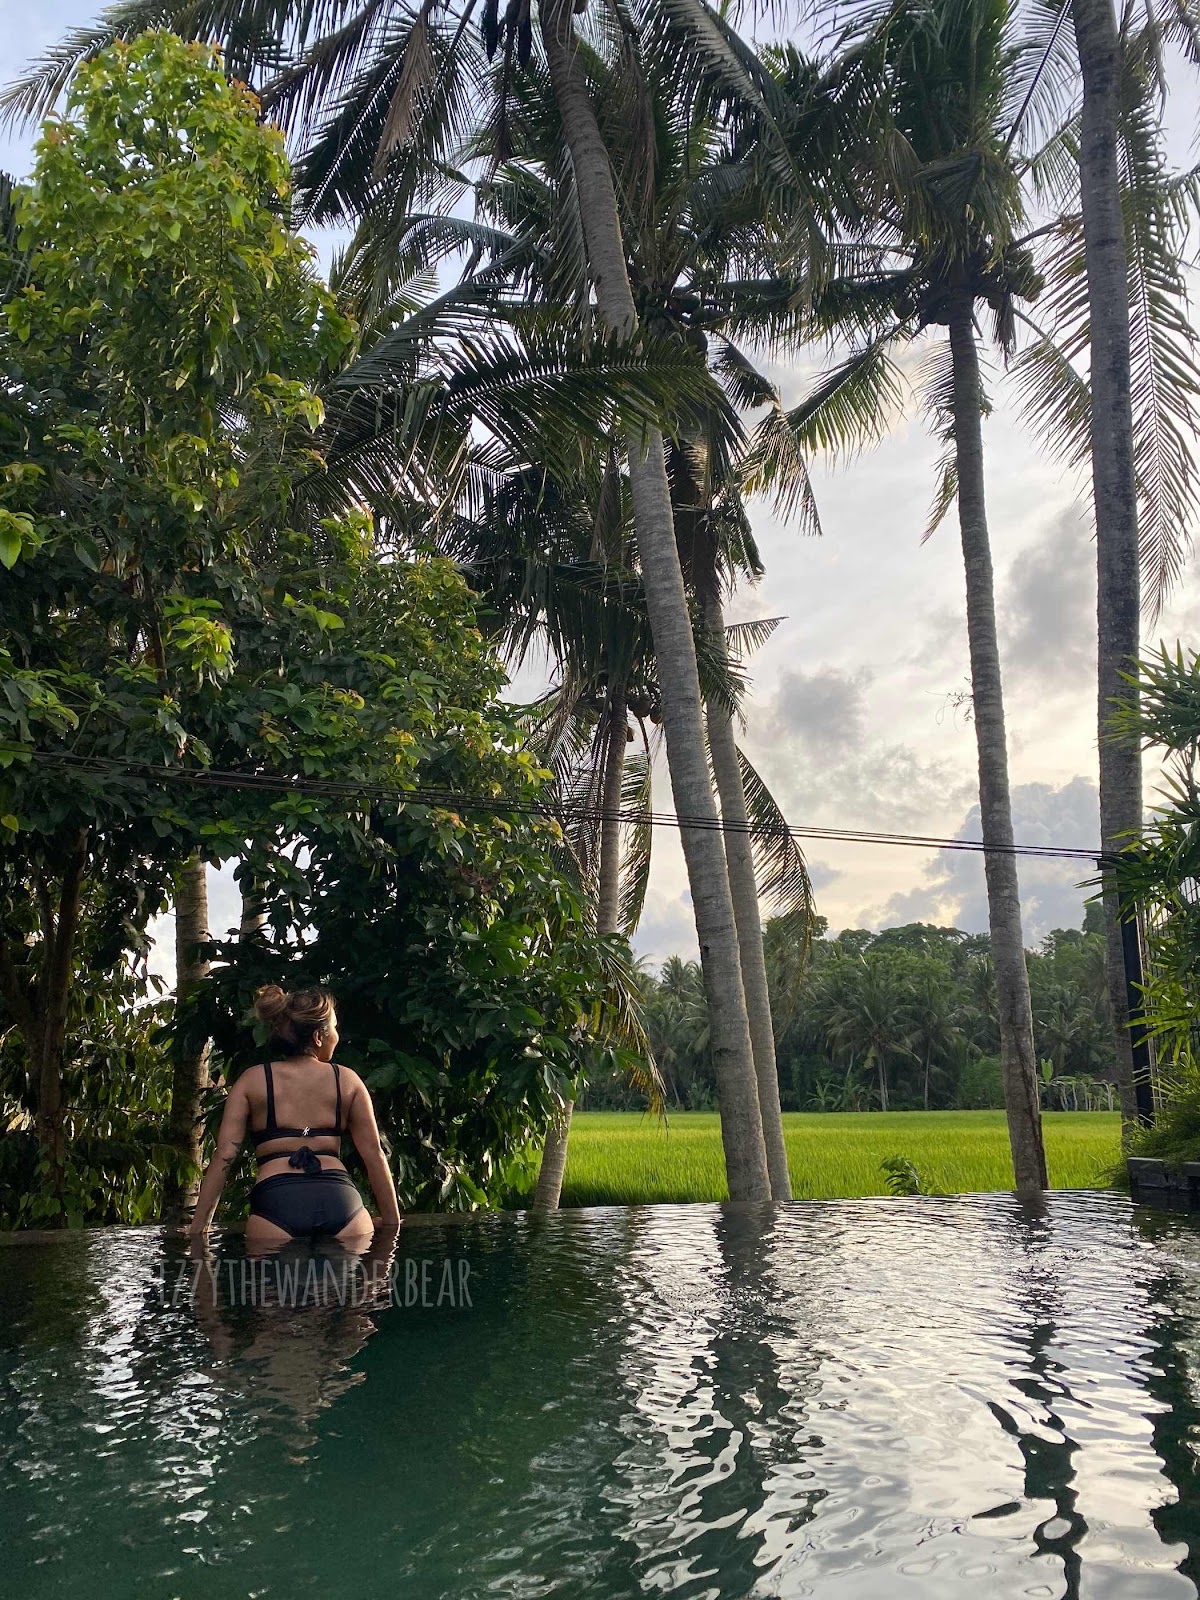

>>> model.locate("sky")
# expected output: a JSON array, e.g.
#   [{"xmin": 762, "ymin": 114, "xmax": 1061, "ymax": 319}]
[{"xmin": 5, "ymin": 0, "xmax": 1200, "ymax": 970}]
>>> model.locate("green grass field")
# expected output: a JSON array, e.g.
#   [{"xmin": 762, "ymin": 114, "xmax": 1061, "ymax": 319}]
[{"xmin": 552, "ymin": 1110, "xmax": 1122, "ymax": 1207}]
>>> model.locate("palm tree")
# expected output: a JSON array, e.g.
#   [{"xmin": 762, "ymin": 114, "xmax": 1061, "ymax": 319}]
[
  {"xmin": 465, "ymin": 448, "xmax": 651, "ymax": 1205},
  {"xmin": 535, "ymin": 0, "xmax": 777, "ymax": 1196},
  {"xmin": 466, "ymin": 61, "xmax": 824, "ymax": 1196},
  {"xmin": 1024, "ymin": 1, "xmax": 1200, "ymax": 1125},
  {"xmin": 904, "ymin": 964, "xmax": 961, "ymax": 1110},
  {"xmin": 748, "ymin": 0, "xmax": 1052, "ymax": 1189},
  {"xmin": 821, "ymin": 952, "xmax": 915, "ymax": 1111},
  {"xmin": 1070, "ymin": 0, "xmax": 1141, "ymax": 1125}
]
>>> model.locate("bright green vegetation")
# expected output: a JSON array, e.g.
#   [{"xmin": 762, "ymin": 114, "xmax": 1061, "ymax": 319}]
[
  {"xmin": 603, "ymin": 919, "xmax": 1117, "ymax": 1118},
  {"xmin": 552, "ymin": 1111, "xmax": 1122, "ymax": 1207},
  {"xmin": 3, "ymin": 5, "xmax": 1196, "ymax": 1232},
  {"xmin": 0, "ymin": 37, "xmax": 648, "ymax": 1226}
]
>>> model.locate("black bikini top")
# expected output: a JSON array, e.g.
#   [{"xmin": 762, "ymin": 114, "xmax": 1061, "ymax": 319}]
[{"xmin": 251, "ymin": 1060, "xmax": 344, "ymax": 1163}]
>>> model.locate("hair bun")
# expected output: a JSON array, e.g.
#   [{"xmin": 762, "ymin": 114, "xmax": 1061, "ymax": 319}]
[{"xmin": 253, "ymin": 984, "xmax": 289, "ymax": 1024}]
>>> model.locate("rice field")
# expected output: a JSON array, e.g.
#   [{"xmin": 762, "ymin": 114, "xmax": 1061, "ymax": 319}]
[{"xmin": 553, "ymin": 1110, "xmax": 1122, "ymax": 1207}]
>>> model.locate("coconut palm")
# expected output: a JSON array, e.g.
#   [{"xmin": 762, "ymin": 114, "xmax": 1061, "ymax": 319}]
[
  {"xmin": 819, "ymin": 951, "xmax": 916, "ymax": 1111},
  {"xmin": 450, "ymin": 439, "xmax": 812, "ymax": 1200},
  {"xmin": 1014, "ymin": 2, "xmax": 1200, "ymax": 1125},
  {"xmin": 534, "ymin": 0, "xmax": 779, "ymax": 1196},
  {"xmin": 1070, "ymin": 0, "xmax": 1142, "ymax": 1123},
  {"xmin": 457, "ymin": 59, "xmax": 826, "ymax": 1196},
  {"xmin": 743, "ymin": 0, "xmax": 1055, "ymax": 1189},
  {"xmin": 444, "ymin": 442, "xmax": 654, "ymax": 1204},
  {"xmin": 903, "ymin": 963, "xmax": 961, "ymax": 1110}
]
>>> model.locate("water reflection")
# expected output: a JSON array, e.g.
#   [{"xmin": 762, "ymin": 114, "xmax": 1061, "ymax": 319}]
[
  {"xmin": 181, "ymin": 1230, "xmax": 397, "ymax": 1456},
  {"xmin": 4, "ymin": 1195, "xmax": 1200, "ymax": 1598}
]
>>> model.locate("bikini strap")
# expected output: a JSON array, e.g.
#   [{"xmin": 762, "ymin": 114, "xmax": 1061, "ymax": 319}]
[
  {"xmin": 333, "ymin": 1062, "xmax": 343, "ymax": 1132},
  {"xmin": 262, "ymin": 1060, "xmax": 277, "ymax": 1133}
]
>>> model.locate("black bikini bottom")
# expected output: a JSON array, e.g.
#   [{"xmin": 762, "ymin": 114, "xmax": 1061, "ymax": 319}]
[{"xmin": 249, "ymin": 1170, "xmax": 366, "ymax": 1238}]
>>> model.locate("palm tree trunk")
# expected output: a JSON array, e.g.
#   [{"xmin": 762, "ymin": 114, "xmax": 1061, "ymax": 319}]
[
  {"xmin": 948, "ymin": 293, "xmax": 1049, "ymax": 1194},
  {"xmin": 876, "ymin": 1051, "xmax": 889, "ymax": 1113},
  {"xmin": 533, "ymin": 687, "xmax": 628, "ymax": 1211},
  {"xmin": 1072, "ymin": 0, "xmax": 1141, "ymax": 1130},
  {"xmin": 539, "ymin": 0, "xmax": 769, "ymax": 1200},
  {"xmin": 164, "ymin": 852, "xmax": 210, "ymax": 1219},
  {"xmin": 703, "ymin": 593, "xmax": 792, "ymax": 1200},
  {"xmin": 923, "ymin": 1049, "xmax": 931, "ymax": 1111}
]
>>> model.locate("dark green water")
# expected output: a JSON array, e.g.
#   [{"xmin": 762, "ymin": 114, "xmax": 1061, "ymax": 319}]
[{"xmin": 3, "ymin": 1193, "xmax": 1200, "ymax": 1597}]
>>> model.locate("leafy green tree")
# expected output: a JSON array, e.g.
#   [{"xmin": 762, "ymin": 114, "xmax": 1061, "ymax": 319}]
[
  {"xmin": 0, "ymin": 34, "xmax": 356, "ymax": 1214},
  {"xmin": 183, "ymin": 557, "xmax": 655, "ymax": 1212}
]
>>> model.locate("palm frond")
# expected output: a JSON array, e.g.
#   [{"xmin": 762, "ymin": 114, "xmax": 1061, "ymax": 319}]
[
  {"xmin": 0, "ymin": 1, "xmax": 299, "ymax": 125},
  {"xmin": 725, "ymin": 615, "xmax": 783, "ymax": 661},
  {"xmin": 923, "ymin": 442, "xmax": 960, "ymax": 542},
  {"xmin": 738, "ymin": 401, "xmax": 824, "ymax": 532},
  {"xmin": 1012, "ymin": 24, "xmax": 1200, "ymax": 616},
  {"xmin": 1118, "ymin": 24, "xmax": 1200, "ymax": 613},
  {"xmin": 736, "ymin": 747, "xmax": 815, "ymax": 937},
  {"xmin": 1007, "ymin": 309, "xmax": 1093, "ymax": 479},
  {"xmin": 694, "ymin": 617, "xmax": 748, "ymax": 721},
  {"xmin": 746, "ymin": 328, "xmax": 909, "ymax": 477},
  {"xmin": 710, "ymin": 335, "xmax": 779, "ymax": 412},
  {"xmin": 617, "ymin": 737, "xmax": 655, "ymax": 935},
  {"xmin": 588, "ymin": 934, "xmax": 663, "ymax": 1114},
  {"xmin": 1001, "ymin": 0, "xmax": 1081, "ymax": 156},
  {"xmin": 373, "ymin": 0, "xmax": 436, "ymax": 175}
]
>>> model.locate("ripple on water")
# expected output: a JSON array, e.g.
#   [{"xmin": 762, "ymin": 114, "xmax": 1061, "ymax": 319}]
[{"xmin": 2, "ymin": 1193, "xmax": 1200, "ymax": 1598}]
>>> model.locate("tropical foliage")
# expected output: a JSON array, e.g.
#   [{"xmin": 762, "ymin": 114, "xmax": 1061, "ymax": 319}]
[
  {"xmin": 1114, "ymin": 648, "xmax": 1200, "ymax": 1099},
  {"xmin": 0, "ymin": 35, "xmax": 652, "ymax": 1225},
  {"xmin": 589, "ymin": 914, "xmax": 1113, "ymax": 1115},
  {"xmin": 2, "ymin": 0, "xmax": 1199, "ymax": 1220}
]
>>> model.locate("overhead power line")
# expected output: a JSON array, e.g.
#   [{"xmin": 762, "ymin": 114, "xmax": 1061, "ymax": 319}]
[{"xmin": 19, "ymin": 749, "xmax": 1101, "ymax": 862}]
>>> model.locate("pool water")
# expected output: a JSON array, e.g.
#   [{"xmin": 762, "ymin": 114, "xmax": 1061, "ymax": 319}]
[{"xmin": 3, "ymin": 1193, "xmax": 1200, "ymax": 1598}]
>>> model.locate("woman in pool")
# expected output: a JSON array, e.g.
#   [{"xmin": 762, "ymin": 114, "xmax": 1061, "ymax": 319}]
[{"xmin": 188, "ymin": 985, "xmax": 401, "ymax": 1249}]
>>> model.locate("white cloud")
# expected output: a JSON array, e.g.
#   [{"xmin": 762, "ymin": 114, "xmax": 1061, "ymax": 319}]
[
  {"xmin": 1001, "ymin": 506, "xmax": 1095, "ymax": 697},
  {"xmin": 874, "ymin": 777, "xmax": 1101, "ymax": 940}
]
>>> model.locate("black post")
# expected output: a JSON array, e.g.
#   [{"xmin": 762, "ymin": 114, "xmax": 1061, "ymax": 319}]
[{"xmin": 1119, "ymin": 904, "xmax": 1156, "ymax": 1125}]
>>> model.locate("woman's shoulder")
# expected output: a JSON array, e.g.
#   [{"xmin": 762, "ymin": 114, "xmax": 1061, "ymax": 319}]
[
  {"xmin": 230, "ymin": 1062, "xmax": 265, "ymax": 1098},
  {"xmin": 332, "ymin": 1061, "xmax": 367, "ymax": 1091}
]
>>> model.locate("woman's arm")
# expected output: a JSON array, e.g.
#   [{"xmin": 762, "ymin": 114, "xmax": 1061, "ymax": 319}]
[
  {"xmin": 347, "ymin": 1076, "xmax": 401, "ymax": 1226},
  {"xmin": 188, "ymin": 1081, "xmax": 250, "ymax": 1233}
]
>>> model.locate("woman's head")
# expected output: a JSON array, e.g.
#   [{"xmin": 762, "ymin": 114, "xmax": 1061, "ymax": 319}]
[{"xmin": 254, "ymin": 985, "xmax": 339, "ymax": 1061}]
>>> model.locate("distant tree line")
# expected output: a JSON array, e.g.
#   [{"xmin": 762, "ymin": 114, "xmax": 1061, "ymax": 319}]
[{"xmin": 585, "ymin": 911, "xmax": 1115, "ymax": 1115}]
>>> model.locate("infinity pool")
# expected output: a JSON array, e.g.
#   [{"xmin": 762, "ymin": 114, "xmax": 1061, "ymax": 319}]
[{"xmin": 3, "ymin": 1193, "xmax": 1200, "ymax": 1597}]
